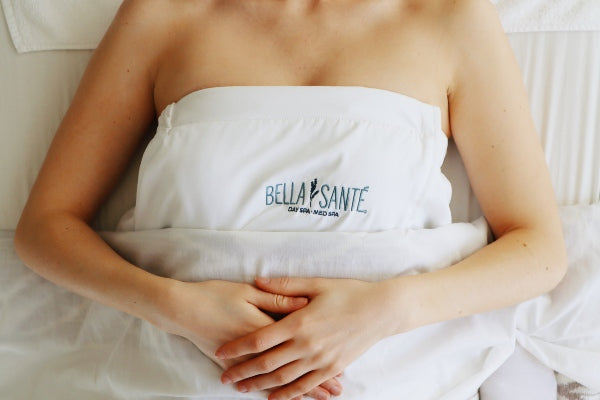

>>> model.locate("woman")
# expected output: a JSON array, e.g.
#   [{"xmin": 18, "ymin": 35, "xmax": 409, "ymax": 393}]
[{"xmin": 14, "ymin": 0, "xmax": 566, "ymax": 399}]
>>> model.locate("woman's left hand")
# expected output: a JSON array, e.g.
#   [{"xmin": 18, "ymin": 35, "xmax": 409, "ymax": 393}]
[{"xmin": 216, "ymin": 277, "xmax": 404, "ymax": 400}]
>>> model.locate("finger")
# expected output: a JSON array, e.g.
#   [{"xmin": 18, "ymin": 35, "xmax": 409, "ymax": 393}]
[
  {"xmin": 250, "ymin": 288, "xmax": 308, "ymax": 314},
  {"xmin": 269, "ymin": 370, "xmax": 332, "ymax": 400},
  {"xmin": 234, "ymin": 359, "xmax": 305, "ymax": 393},
  {"xmin": 231, "ymin": 366, "xmax": 342, "ymax": 398},
  {"xmin": 306, "ymin": 386, "xmax": 331, "ymax": 400},
  {"xmin": 255, "ymin": 277, "xmax": 322, "ymax": 297},
  {"xmin": 216, "ymin": 319, "xmax": 293, "ymax": 360},
  {"xmin": 221, "ymin": 342, "xmax": 296, "ymax": 385},
  {"xmin": 318, "ymin": 378, "xmax": 343, "ymax": 397}
]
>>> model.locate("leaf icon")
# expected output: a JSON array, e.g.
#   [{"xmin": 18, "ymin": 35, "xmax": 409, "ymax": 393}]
[{"xmin": 310, "ymin": 178, "xmax": 319, "ymax": 207}]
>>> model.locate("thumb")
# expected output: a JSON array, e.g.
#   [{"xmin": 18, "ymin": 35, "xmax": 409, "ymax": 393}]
[{"xmin": 255, "ymin": 276, "xmax": 320, "ymax": 297}]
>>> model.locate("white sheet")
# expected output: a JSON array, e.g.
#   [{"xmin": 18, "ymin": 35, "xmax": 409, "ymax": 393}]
[
  {"xmin": 0, "ymin": 219, "xmax": 499, "ymax": 400},
  {"xmin": 508, "ymin": 32, "xmax": 600, "ymax": 207},
  {"xmin": 490, "ymin": 0, "xmax": 600, "ymax": 33},
  {"xmin": 101, "ymin": 220, "xmax": 506, "ymax": 400},
  {"xmin": 1, "ymin": 204, "xmax": 599, "ymax": 399},
  {"xmin": 515, "ymin": 204, "xmax": 600, "ymax": 389}
]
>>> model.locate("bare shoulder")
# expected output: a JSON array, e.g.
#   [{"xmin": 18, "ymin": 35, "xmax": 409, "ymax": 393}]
[
  {"xmin": 106, "ymin": 0, "xmax": 212, "ymax": 59},
  {"xmin": 437, "ymin": 0, "xmax": 515, "ymax": 103},
  {"xmin": 403, "ymin": 0, "xmax": 501, "ymax": 28},
  {"xmin": 115, "ymin": 0, "xmax": 203, "ymax": 24},
  {"xmin": 439, "ymin": 0, "xmax": 507, "ymax": 57},
  {"xmin": 107, "ymin": 0, "xmax": 190, "ymax": 47},
  {"xmin": 110, "ymin": 0, "xmax": 172, "ymax": 35},
  {"xmin": 439, "ymin": 0, "xmax": 503, "ymax": 30}
]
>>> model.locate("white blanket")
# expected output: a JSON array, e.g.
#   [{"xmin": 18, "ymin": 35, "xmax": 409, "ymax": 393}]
[
  {"xmin": 1, "ymin": 204, "xmax": 599, "ymax": 399},
  {"xmin": 490, "ymin": 0, "xmax": 600, "ymax": 32},
  {"xmin": 1, "ymin": 0, "xmax": 119, "ymax": 53},
  {"xmin": 3, "ymin": 0, "xmax": 600, "ymax": 53}
]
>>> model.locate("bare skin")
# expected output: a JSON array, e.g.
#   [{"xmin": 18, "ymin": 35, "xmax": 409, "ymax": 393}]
[
  {"xmin": 154, "ymin": 0, "xmax": 453, "ymax": 134},
  {"xmin": 15, "ymin": 0, "xmax": 567, "ymax": 400}
]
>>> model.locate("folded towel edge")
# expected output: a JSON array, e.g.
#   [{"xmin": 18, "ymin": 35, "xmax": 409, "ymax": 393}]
[{"xmin": 1, "ymin": 0, "xmax": 24, "ymax": 53}]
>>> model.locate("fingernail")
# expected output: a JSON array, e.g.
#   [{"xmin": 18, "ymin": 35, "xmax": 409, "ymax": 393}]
[
  {"xmin": 256, "ymin": 277, "xmax": 270, "ymax": 284},
  {"xmin": 221, "ymin": 374, "xmax": 232, "ymax": 385},
  {"xmin": 331, "ymin": 385, "xmax": 342, "ymax": 396},
  {"xmin": 237, "ymin": 383, "xmax": 248, "ymax": 393}
]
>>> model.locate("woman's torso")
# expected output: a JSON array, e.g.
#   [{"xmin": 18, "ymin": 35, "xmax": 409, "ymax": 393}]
[
  {"xmin": 123, "ymin": 0, "xmax": 459, "ymax": 231},
  {"xmin": 151, "ymin": 0, "xmax": 455, "ymax": 137}
]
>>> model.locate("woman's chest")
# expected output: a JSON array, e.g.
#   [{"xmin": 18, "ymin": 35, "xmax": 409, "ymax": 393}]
[{"xmin": 153, "ymin": 2, "xmax": 452, "ymax": 129}]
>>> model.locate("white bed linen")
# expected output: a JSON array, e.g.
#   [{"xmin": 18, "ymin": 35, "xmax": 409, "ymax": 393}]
[
  {"xmin": 1, "ymin": 204, "xmax": 599, "ymax": 399},
  {"xmin": 101, "ymin": 220, "xmax": 503, "ymax": 400},
  {"xmin": 490, "ymin": 0, "xmax": 600, "ymax": 32},
  {"xmin": 508, "ymin": 32, "xmax": 600, "ymax": 208},
  {"xmin": 0, "ymin": 219, "xmax": 501, "ymax": 400}
]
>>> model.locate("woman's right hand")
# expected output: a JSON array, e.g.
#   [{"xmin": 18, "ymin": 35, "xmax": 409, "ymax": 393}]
[
  {"xmin": 157, "ymin": 279, "xmax": 343, "ymax": 399},
  {"xmin": 159, "ymin": 280, "xmax": 306, "ymax": 368}
]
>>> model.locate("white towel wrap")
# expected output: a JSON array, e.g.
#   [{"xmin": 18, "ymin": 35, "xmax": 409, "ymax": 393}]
[{"xmin": 123, "ymin": 86, "xmax": 451, "ymax": 233}]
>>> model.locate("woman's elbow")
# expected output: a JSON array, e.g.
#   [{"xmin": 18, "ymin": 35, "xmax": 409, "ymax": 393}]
[
  {"xmin": 542, "ymin": 234, "xmax": 568, "ymax": 292},
  {"xmin": 14, "ymin": 209, "xmax": 69, "ymax": 267},
  {"xmin": 14, "ymin": 210, "xmax": 43, "ymax": 265}
]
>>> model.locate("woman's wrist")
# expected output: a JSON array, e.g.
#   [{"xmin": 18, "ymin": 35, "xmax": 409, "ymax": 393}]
[
  {"xmin": 373, "ymin": 277, "xmax": 421, "ymax": 337},
  {"xmin": 137, "ymin": 274, "xmax": 186, "ymax": 334},
  {"xmin": 372, "ymin": 278, "xmax": 412, "ymax": 339}
]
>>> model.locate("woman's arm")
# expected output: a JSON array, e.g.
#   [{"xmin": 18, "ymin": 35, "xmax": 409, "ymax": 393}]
[
  {"xmin": 14, "ymin": 0, "xmax": 170, "ymax": 325},
  {"xmin": 14, "ymin": 3, "xmax": 341, "ymax": 397},
  {"xmin": 404, "ymin": 0, "xmax": 567, "ymax": 328},
  {"xmin": 13, "ymin": 0, "xmax": 314, "ymax": 373},
  {"xmin": 214, "ymin": 1, "xmax": 567, "ymax": 399}
]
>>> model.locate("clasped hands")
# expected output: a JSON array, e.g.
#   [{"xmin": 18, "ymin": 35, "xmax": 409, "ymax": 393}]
[
  {"xmin": 163, "ymin": 276, "xmax": 402, "ymax": 400},
  {"xmin": 211, "ymin": 277, "xmax": 401, "ymax": 400}
]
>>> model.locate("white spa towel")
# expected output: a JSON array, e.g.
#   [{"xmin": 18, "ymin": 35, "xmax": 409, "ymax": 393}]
[
  {"xmin": 1, "ymin": 0, "xmax": 120, "ymax": 53},
  {"xmin": 2, "ymin": 0, "xmax": 600, "ymax": 53},
  {"xmin": 490, "ymin": 0, "xmax": 600, "ymax": 33}
]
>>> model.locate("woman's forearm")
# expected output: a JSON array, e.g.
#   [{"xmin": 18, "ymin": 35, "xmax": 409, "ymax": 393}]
[
  {"xmin": 14, "ymin": 212, "xmax": 175, "ymax": 329},
  {"xmin": 384, "ymin": 226, "xmax": 568, "ymax": 334}
]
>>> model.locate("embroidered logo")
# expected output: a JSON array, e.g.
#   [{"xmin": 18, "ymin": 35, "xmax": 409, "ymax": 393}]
[
  {"xmin": 265, "ymin": 178, "xmax": 369, "ymax": 218},
  {"xmin": 309, "ymin": 178, "xmax": 319, "ymax": 208}
]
